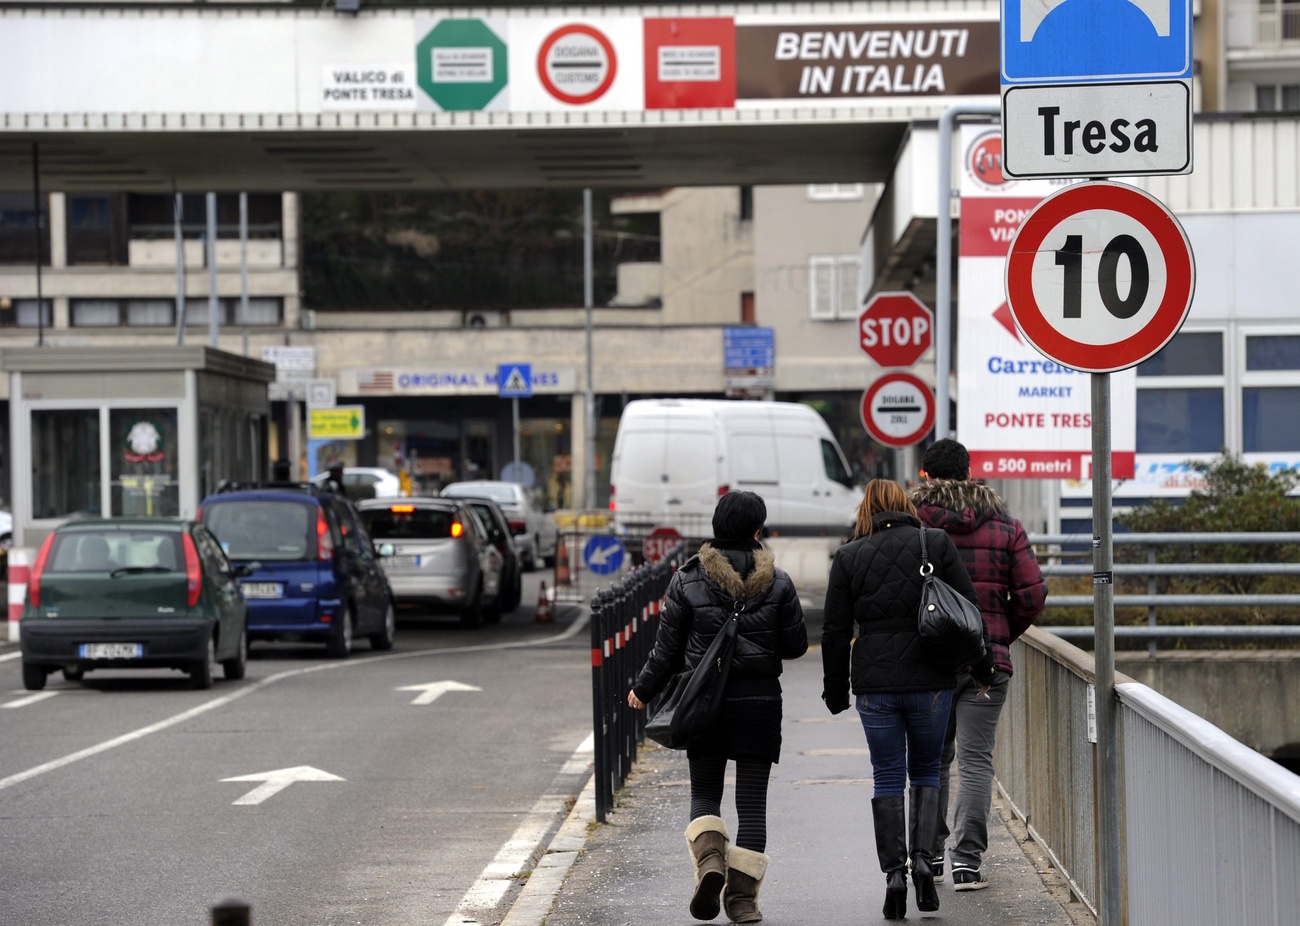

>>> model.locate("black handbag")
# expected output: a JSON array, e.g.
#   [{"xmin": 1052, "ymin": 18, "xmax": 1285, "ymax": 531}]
[
  {"xmin": 917, "ymin": 525, "xmax": 987, "ymax": 668},
  {"xmin": 644, "ymin": 610, "xmax": 740, "ymax": 750}
]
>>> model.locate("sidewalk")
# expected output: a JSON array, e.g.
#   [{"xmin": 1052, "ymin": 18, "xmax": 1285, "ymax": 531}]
[{"xmin": 530, "ymin": 651, "xmax": 1095, "ymax": 926}]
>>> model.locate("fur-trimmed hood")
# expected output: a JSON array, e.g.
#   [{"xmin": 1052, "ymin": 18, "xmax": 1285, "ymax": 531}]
[
  {"xmin": 909, "ymin": 479, "xmax": 1008, "ymax": 536},
  {"xmin": 698, "ymin": 543, "xmax": 777, "ymax": 600}
]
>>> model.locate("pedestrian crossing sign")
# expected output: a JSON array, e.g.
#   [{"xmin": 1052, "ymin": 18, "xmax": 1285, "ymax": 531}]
[{"xmin": 498, "ymin": 364, "xmax": 533, "ymax": 398}]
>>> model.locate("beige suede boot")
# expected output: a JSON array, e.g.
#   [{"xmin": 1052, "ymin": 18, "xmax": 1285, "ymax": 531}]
[
  {"xmin": 685, "ymin": 815, "xmax": 730, "ymax": 920},
  {"xmin": 722, "ymin": 846, "xmax": 769, "ymax": 924}
]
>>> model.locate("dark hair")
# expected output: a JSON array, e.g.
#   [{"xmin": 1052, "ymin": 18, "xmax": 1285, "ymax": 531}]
[
  {"xmin": 852, "ymin": 479, "xmax": 916, "ymax": 540},
  {"xmin": 922, "ymin": 438, "xmax": 970, "ymax": 480},
  {"xmin": 712, "ymin": 490, "xmax": 767, "ymax": 540}
]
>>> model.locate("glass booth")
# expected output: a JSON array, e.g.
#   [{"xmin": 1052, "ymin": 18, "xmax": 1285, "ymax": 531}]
[{"xmin": 1, "ymin": 345, "xmax": 274, "ymax": 548}]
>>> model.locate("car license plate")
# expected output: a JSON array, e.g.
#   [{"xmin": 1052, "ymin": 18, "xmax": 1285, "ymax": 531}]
[
  {"xmin": 387, "ymin": 555, "xmax": 420, "ymax": 568},
  {"xmin": 79, "ymin": 642, "xmax": 143, "ymax": 659},
  {"xmin": 241, "ymin": 582, "xmax": 285, "ymax": 599}
]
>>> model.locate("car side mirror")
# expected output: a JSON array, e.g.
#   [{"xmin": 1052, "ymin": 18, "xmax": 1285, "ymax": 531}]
[
  {"xmin": 377, "ymin": 542, "xmax": 395, "ymax": 558},
  {"xmin": 233, "ymin": 562, "xmax": 261, "ymax": 578}
]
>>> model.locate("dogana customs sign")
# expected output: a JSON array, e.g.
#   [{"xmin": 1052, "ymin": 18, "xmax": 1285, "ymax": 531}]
[
  {"xmin": 1000, "ymin": 0, "xmax": 1193, "ymax": 178},
  {"xmin": 861, "ymin": 372, "xmax": 935, "ymax": 448}
]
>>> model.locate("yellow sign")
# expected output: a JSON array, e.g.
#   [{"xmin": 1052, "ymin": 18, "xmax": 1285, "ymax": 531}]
[{"xmin": 309, "ymin": 405, "xmax": 365, "ymax": 439}]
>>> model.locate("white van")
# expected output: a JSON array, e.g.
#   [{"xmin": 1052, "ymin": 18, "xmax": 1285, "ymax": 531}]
[{"xmin": 609, "ymin": 399, "xmax": 859, "ymax": 540}]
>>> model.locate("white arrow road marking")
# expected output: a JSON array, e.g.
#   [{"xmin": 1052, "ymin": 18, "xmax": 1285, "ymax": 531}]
[
  {"xmin": 398, "ymin": 680, "xmax": 482, "ymax": 705},
  {"xmin": 222, "ymin": 765, "xmax": 345, "ymax": 805},
  {"xmin": 3, "ymin": 691, "xmax": 59, "ymax": 709}
]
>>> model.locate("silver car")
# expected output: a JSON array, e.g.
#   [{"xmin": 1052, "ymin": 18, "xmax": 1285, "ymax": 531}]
[
  {"xmin": 357, "ymin": 497, "xmax": 503, "ymax": 627},
  {"xmin": 440, "ymin": 480, "xmax": 560, "ymax": 572}
]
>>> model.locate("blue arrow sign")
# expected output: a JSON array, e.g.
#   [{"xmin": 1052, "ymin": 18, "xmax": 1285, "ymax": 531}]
[
  {"xmin": 1001, "ymin": 0, "xmax": 1192, "ymax": 84},
  {"xmin": 498, "ymin": 363, "xmax": 532, "ymax": 398},
  {"xmin": 583, "ymin": 535, "xmax": 626, "ymax": 576}
]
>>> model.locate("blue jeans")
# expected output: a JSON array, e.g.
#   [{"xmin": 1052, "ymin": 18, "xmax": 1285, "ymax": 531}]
[{"xmin": 857, "ymin": 689, "xmax": 954, "ymax": 797}]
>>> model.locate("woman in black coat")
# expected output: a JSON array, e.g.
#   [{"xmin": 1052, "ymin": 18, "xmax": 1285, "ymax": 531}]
[
  {"xmin": 628, "ymin": 491, "xmax": 808, "ymax": 925},
  {"xmin": 821, "ymin": 479, "xmax": 979, "ymax": 920}
]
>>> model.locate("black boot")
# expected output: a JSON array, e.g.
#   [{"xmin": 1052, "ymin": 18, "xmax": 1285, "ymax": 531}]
[
  {"xmin": 871, "ymin": 795, "xmax": 908, "ymax": 920},
  {"xmin": 909, "ymin": 786, "xmax": 942, "ymax": 912}
]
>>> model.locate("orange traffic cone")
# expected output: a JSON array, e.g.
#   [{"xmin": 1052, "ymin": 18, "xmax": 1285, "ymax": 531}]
[
  {"xmin": 535, "ymin": 580, "xmax": 554, "ymax": 623},
  {"xmin": 555, "ymin": 538, "xmax": 572, "ymax": 587}
]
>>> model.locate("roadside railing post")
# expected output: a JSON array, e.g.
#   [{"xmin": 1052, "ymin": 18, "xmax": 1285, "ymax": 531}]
[{"xmin": 591, "ymin": 587, "xmax": 613, "ymax": 821}]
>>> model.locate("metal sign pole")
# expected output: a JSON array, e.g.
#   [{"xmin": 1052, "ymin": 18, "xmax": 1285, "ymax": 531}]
[
  {"xmin": 1091, "ymin": 372, "xmax": 1122, "ymax": 926},
  {"xmin": 512, "ymin": 396, "xmax": 521, "ymax": 477}
]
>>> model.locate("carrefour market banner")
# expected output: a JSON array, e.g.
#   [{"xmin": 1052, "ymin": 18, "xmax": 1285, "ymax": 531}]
[{"xmin": 955, "ymin": 125, "xmax": 1136, "ymax": 481}]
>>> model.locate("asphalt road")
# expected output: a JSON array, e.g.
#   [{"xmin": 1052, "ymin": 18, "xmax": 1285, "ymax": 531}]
[{"xmin": 0, "ymin": 572, "xmax": 592, "ymax": 926}]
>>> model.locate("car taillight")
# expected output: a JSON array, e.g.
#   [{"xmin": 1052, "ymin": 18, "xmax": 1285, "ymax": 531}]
[
  {"xmin": 451, "ymin": 521, "xmax": 464, "ymax": 538},
  {"xmin": 508, "ymin": 519, "xmax": 526, "ymax": 534},
  {"xmin": 718, "ymin": 485, "xmax": 730, "ymax": 497},
  {"xmin": 390, "ymin": 504, "xmax": 415, "ymax": 513},
  {"xmin": 182, "ymin": 533, "xmax": 202, "ymax": 607},
  {"xmin": 27, "ymin": 534, "xmax": 55, "ymax": 608},
  {"xmin": 317, "ymin": 509, "xmax": 334, "ymax": 561},
  {"xmin": 609, "ymin": 485, "xmax": 616, "ymax": 511}
]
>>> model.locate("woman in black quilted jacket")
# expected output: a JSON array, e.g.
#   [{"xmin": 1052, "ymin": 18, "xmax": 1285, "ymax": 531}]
[
  {"xmin": 820, "ymin": 479, "xmax": 980, "ymax": 920},
  {"xmin": 628, "ymin": 490, "xmax": 808, "ymax": 925}
]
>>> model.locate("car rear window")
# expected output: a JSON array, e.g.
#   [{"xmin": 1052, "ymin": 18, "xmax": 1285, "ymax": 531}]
[
  {"xmin": 360, "ymin": 505, "xmax": 459, "ymax": 540},
  {"xmin": 203, "ymin": 500, "xmax": 314, "ymax": 560},
  {"xmin": 446, "ymin": 484, "xmax": 517, "ymax": 504},
  {"xmin": 47, "ymin": 530, "xmax": 182, "ymax": 573}
]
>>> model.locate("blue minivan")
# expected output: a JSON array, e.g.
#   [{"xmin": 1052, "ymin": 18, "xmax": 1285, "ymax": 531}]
[{"xmin": 199, "ymin": 483, "xmax": 395, "ymax": 657}]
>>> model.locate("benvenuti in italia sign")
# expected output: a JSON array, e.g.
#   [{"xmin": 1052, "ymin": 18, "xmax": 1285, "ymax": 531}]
[{"xmin": 735, "ymin": 21, "xmax": 999, "ymax": 101}]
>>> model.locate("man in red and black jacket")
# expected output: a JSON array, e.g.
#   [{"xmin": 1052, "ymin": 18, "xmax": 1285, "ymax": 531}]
[{"xmin": 909, "ymin": 438, "xmax": 1047, "ymax": 891}]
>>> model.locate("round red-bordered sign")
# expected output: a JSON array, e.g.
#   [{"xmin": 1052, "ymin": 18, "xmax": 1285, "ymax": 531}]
[
  {"xmin": 861, "ymin": 372, "xmax": 935, "ymax": 448},
  {"xmin": 537, "ymin": 24, "xmax": 618, "ymax": 105},
  {"xmin": 1005, "ymin": 181, "xmax": 1195, "ymax": 374}
]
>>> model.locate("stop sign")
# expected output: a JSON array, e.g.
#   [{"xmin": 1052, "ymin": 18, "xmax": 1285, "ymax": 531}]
[
  {"xmin": 858, "ymin": 292, "xmax": 934, "ymax": 368},
  {"xmin": 643, "ymin": 526, "xmax": 683, "ymax": 564}
]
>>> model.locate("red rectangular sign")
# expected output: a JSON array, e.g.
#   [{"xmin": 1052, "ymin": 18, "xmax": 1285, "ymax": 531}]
[{"xmin": 644, "ymin": 18, "xmax": 736, "ymax": 109}]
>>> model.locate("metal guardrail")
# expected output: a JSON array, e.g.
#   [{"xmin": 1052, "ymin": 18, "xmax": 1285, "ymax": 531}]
[
  {"xmin": 588, "ymin": 543, "xmax": 685, "ymax": 822},
  {"xmin": 996, "ymin": 627, "xmax": 1300, "ymax": 925},
  {"xmin": 1030, "ymin": 532, "xmax": 1300, "ymax": 653}
]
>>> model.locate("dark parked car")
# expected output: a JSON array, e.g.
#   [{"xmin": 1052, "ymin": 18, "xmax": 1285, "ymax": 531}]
[
  {"xmin": 19, "ymin": 518, "xmax": 252, "ymax": 690},
  {"xmin": 358, "ymin": 497, "xmax": 503, "ymax": 626},
  {"xmin": 199, "ymin": 483, "xmax": 395, "ymax": 657},
  {"xmin": 454, "ymin": 496, "xmax": 523, "ymax": 614}
]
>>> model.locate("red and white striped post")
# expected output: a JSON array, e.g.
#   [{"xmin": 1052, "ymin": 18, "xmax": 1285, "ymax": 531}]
[{"xmin": 8, "ymin": 547, "xmax": 30, "ymax": 642}]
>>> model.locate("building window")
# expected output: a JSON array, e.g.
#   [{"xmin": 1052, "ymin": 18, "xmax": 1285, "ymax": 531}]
[
  {"xmin": 808, "ymin": 255, "xmax": 860, "ymax": 320},
  {"xmin": 126, "ymin": 193, "xmax": 283, "ymax": 241},
  {"xmin": 1256, "ymin": 83, "xmax": 1300, "ymax": 112},
  {"xmin": 69, "ymin": 297, "xmax": 282, "ymax": 328},
  {"xmin": 72, "ymin": 300, "xmax": 122, "ymax": 327},
  {"xmin": 1243, "ymin": 332, "xmax": 1300, "ymax": 452},
  {"xmin": 0, "ymin": 193, "xmax": 50, "ymax": 265},
  {"xmin": 33, "ymin": 409, "xmax": 102, "ymax": 519},
  {"xmin": 1135, "ymin": 331, "xmax": 1225, "ymax": 453},
  {"xmin": 66, "ymin": 194, "xmax": 128, "ymax": 265},
  {"xmin": 807, "ymin": 184, "xmax": 866, "ymax": 201},
  {"xmin": 2, "ymin": 298, "xmax": 52, "ymax": 328}
]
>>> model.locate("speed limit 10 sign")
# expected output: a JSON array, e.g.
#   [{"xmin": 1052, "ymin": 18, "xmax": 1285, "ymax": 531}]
[{"xmin": 1005, "ymin": 181, "xmax": 1195, "ymax": 373}]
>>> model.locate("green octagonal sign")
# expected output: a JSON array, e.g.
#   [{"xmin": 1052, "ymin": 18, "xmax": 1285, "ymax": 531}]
[{"xmin": 417, "ymin": 19, "xmax": 508, "ymax": 112}]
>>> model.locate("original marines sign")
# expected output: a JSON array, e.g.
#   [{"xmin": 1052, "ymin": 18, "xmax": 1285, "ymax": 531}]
[{"xmin": 736, "ymin": 20, "xmax": 998, "ymax": 100}]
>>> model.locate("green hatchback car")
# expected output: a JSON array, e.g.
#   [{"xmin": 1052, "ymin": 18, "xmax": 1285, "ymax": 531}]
[{"xmin": 19, "ymin": 519, "xmax": 255, "ymax": 691}]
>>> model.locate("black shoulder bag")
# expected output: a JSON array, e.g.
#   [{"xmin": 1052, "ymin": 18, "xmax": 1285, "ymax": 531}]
[
  {"xmin": 644, "ymin": 607, "xmax": 740, "ymax": 750},
  {"xmin": 917, "ymin": 525, "xmax": 987, "ymax": 668}
]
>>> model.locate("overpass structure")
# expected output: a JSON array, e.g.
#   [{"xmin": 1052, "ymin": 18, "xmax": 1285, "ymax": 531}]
[{"xmin": 0, "ymin": 3, "xmax": 999, "ymax": 192}]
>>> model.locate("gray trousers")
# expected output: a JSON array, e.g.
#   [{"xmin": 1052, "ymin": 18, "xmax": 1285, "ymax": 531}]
[{"xmin": 934, "ymin": 669, "xmax": 1009, "ymax": 869}]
